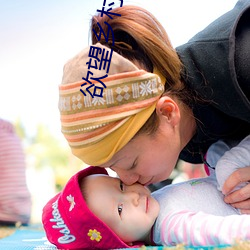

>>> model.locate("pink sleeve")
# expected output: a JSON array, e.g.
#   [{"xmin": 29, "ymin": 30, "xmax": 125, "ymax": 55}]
[
  {"xmin": 0, "ymin": 119, "xmax": 31, "ymax": 224},
  {"xmin": 160, "ymin": 210, "xmax": 250, "ymax": 246}
]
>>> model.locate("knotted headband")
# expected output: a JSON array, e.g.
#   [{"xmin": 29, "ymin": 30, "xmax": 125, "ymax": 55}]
[{"xmin": 59, "ymin": 43, "xmax": 165, "ymax": 165}]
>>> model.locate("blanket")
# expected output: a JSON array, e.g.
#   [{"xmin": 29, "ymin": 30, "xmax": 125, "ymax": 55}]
[{"xmin": 0, "ymin": 225, "xmax": 248, "ymax": 250}]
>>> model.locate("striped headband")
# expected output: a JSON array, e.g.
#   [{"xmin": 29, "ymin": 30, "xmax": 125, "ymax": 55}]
[{"xmin": 59, "ymin": 43, "xmax": 165, "ymax": 165}]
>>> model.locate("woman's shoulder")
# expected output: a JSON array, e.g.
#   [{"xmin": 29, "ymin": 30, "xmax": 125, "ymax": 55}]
[{"xmin": 176, "ymin": 0, "xmax": 250, "ymax": 123}]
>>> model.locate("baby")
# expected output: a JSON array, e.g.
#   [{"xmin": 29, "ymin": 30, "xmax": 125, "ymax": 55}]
[{"xmin": 42, "ymin": 135, "xmax": 250, "ymax": 249}]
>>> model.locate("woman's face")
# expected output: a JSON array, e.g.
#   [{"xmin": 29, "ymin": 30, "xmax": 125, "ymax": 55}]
[{"xmin": 100, "ymin": 118, "xmax": 182, "ymax": 186}]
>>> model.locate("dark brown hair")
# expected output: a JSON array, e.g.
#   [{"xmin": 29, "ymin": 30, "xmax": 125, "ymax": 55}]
[{"xmin": 91, "ymin": 5, "xmax": 194, "ymax": 135}]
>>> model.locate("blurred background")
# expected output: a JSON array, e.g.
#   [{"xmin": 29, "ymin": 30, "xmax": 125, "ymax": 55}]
[{"xmin": 0, "ymin": 0, "xmax": 238, "ymax": 223}]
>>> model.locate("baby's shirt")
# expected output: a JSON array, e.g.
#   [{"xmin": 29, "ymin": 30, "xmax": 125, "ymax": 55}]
[{"xmin": 152, "ymin": 135, "xmax": 250, "ymax": 246}]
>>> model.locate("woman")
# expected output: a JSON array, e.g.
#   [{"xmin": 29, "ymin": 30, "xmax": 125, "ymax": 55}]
[{"xmin": 59, "ymin": 1, "xmax": 250, "ymax": 211}]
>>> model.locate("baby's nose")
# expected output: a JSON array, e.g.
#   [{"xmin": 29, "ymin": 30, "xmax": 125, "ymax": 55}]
[{"xmin": 126, "ymin": 191, "xmax": 140, "ymax": 206}]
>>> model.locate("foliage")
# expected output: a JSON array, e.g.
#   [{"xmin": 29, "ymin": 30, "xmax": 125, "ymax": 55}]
[{"xmin": 14, "ymin": 120, "xmax": 86, "ymax": 191}]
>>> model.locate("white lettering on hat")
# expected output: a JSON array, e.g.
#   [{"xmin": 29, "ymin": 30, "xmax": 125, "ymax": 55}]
[{"xmin": 50, "ymin": 200, "xmax": 76, "ymax": 244}]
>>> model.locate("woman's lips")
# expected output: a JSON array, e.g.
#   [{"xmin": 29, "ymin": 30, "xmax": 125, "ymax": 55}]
[{"xmin": 143, "ymin": 177, "xmax": 154, "ymax": 186}]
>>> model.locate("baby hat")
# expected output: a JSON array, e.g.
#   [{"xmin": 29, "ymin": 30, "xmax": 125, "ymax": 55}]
[
  {"xmin": 59, "ymin": 43, "xmax": 165, "ymax": 166},
  {"xmin": 42, "ymin": 166, "xmax": 141, "ymax": 249}
]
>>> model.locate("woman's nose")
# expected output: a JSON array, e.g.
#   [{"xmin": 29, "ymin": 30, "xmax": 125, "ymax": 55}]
[{"xmin": 112, "ymin": 168, "xmax": 139, "ymax": 185}]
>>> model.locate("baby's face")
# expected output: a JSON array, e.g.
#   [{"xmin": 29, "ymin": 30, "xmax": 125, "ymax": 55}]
[{"xmin": 84, "ymin": 174, "xmax": 160, "ymax": 244}]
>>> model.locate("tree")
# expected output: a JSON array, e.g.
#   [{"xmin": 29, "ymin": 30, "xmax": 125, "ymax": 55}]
[{"xmin": 14, "ymin": 120, "xmax": 86, "ymax": 191}]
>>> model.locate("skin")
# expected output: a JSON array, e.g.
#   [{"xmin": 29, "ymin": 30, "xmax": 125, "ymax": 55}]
[
  {"xmin": 83, "ymin": 174, "xmax": 160, "ymax": 244},
  {"xmin": 100, "ymin": 96, "xmax": 196, "ymax": 186},
  {"xmin": 223, "ymin": 166, "xmax": 250, "ymax": 213},
  {"xmin": 100, "ymin": 95, "xmax": 250, "ymax": 212},
  {"xmin": 100, "ymin": 132, "xmax": 181, "ymax": 186}
]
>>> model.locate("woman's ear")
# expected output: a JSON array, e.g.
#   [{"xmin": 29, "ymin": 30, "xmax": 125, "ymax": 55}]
[{"xmin": 156, "ymin": 96, "xmax": 180, "ymax": 126}]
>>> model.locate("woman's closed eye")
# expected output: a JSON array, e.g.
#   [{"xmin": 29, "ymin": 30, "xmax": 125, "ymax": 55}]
[
  {"xmin": 120, "ymin": 180, "xmax": 124, "ymax": 191},
  {"xmin": 118, "ymin": 180, "xmax": 124, "ymax": 216}
]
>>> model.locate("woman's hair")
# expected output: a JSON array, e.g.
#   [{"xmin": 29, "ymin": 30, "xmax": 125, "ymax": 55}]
[{"xmin": 91, "ymin": 5, "xmax": 193, "ymax": 135}]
